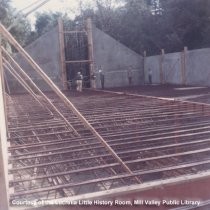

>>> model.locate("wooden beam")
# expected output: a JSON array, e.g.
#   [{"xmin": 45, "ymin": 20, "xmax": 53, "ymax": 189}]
[
  {"xmin": 1, "ymin": 58, "xmax": 9, "ymax": 134},
  {"xmin": 3, "ymin": 59, "xmax": 46, "ymax": 108},
  {"xmin": 0, "ymin": 48, "xmax": 9, "ymax": 210},
  {"xmin": 65, "ymin": 60, "xmax": 92, "ymax": 63},
  {"xmin": 143, "ymin": 50, "xmax": 146, "ymax": 84},
  {"xmin": 159, "ymin": 49, "xmax": 165, "ymax": 84},
  {"xmin": 3, "ymin": 69, "xmax": 10, "ymax": 94},
  {"xmin": 2, "ymin": 47, "xmax": 79, "ymax": 136},
  {"xmin": 183, "ymin": 46, "xmax": 188, "ymax": 85},
  {"xmin": 86, "ymin": 18, "xmax": 95, "ymax": 88},
  {"xmin": 58, "ymin": 18, "xmax": 68, "ymax": 90},
  {"xmin": 0, "ymin": 23, "xmax": 137, "ymax": 181},
  {"xmin": 63, "ymin": 31, "xmax": 86, "ymax": 34}
]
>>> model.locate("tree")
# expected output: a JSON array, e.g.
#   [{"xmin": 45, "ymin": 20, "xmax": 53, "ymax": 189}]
[
  {"xmin": 159, "ymin": 0, "xmax": 210, "ymax": 51},
  {"xmin": 34, "ymin": 12, "xmax": 62, "ymax": 36},
  {"xmin": 0, "ymin": 0, "xmax": 31, "ymax": 46}
]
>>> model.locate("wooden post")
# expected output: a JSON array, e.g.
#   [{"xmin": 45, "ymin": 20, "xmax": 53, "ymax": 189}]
[
  {"xmin": 181, "ymin": 46, "xmax": 187, "ymax": 85},
  {"xmin": 86, "ymin": 18, "xmax": 95, "ymax": 88},
  {"xmin": 143, "ymin": 51, "xmax": 146, "ymax": 84},
  {"xmin": 183, "ymin": 46, "xmax": 187, "ymax": 85},
  {"xmin": 0, "ymin": 24, "xmax": 138, "ymax": 180},
  {"xmin": 0, "ymin": 48, "xmax": 9, "ymax": 210},
  {"xmin": 58, "ymin": 18, "xmax": 67, "ymax": 90},
  {"xmin": 160, "ymin": 49, "xmax": 165, "ymax": 84},
  {"xmin": 1, "ymin": 59, "xmax": 8, "ymax": 134}
]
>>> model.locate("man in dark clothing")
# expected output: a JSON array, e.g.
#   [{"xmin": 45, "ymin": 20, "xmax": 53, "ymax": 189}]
[
  {"xmin": 127, "ymin": 66, "xmax": 132, "ymax": 86},
  {"xmin": 148, "ymin": 68, "xmax": 152, "ymax": 84},
  {"xmin": 99, "ymin": 67, "xmax": 105, "ymax": 89}
]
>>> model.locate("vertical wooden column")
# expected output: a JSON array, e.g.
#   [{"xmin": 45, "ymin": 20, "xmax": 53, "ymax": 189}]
[
  {"xmin": 86, "ymin": 18, "xmax": 95, "ymax": 88},
  {"xmin": 58, "ymin": 18, "xmax": 67, "ymax": 90},
  {"xmin": 143, "ymin": 51, "xmax": 146, "ymax": 84},
  {"xmin": 181, "ymin": 46, "xmax": 187, "ymax": 85},
  {"xmin": 0, "ymin": 48, "xmax": 9, "ymax": 210},
  {"xmin": 183, "ymin": 46, "xmax": 187, "ymax": 85},
  {"xmin": 159, "ymin": 49, "xmax": 165, "ymax": 84}
]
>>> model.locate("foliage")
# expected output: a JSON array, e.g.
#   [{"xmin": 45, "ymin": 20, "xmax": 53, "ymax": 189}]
[
  {"xmin": 2, "ymin": 0, "xmax": 210, "ymax": 55},
  {"xmin": 0, "ymin": 0, "xmax": 31, "ymax": 46},
  {"xmin": 74, "ymin": 0, "xmax": 210, "ymax": 55},
  {"xmin": 35, "ymin": 12, "xmax": 63, "ymax": 36}
]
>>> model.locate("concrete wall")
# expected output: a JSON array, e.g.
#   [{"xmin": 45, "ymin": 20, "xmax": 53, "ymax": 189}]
[
  {"xmin": 92, "ymin": 26, "xmax": 144, "ymax": 88},
  {"xmin": 163, "ymin": 52, "xmax": 182, "ymax": 84},
  {"xmin": 145, "ymin": 52, "xmax": 182, "ymax": 85},
  {"xmin": 7, "ymin": 25, "xmax": 62, "ymax": 93},
  {"xmin": 7, "ymin": 22, "xmax": 145, "ymax": 93},
  {"xmin": 145, "ymin": 55, "xmax": 160, "ymax": 84},
  {"xmin": 145, "ymin": 47, "xmax": 210, "ymax": 87},
  {"xmin": 186, "ymin": 48, "xmax": 210, "ymax": 86}
]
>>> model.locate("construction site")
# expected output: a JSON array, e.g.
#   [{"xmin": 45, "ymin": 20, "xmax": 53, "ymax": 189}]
[{"xmin": 1, "ymin": 1, "xmax": 210, "ymax": 210}]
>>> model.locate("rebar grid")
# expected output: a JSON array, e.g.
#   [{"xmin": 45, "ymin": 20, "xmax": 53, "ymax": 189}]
[{"xmin": 8, "ymin": 90, "xmax": 210, "ymax": 202}]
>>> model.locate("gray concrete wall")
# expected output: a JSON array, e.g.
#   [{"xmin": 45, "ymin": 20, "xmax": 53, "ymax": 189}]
[
  {"xmin": 186, "ymin": 48, "xmax": 210, "ymax": 86},
  {"xmin": 163, "ymin": 52, "xmax": 182, "ymax": 84},
  {"xmin": 7, "ymin": 25, "xmax": 62, "ymax": 93},
  {"xmin": 145, "ymin": 52, "xmax": 182, "ymax": 85},
  {"xmin": 145, "ymin": 48, "xmax": 210, "ymax": 87},
  {"xmin": 145, "ymin": 55, "xmax": 160, "ymax": 84},
  {"xmin": 92, "ymin": 26, "xmax": 144, "ymax": 88}
]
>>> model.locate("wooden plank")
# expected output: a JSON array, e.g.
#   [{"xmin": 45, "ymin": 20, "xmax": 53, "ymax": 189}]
[
  {"xmin": 3, "ymin": 59, "xmax": 46, "ymax": 108},
  {"xmin": 0, "ymin": 48, "xmax": 9, "ymax": 210},
  {"xmin": 65, "ymin": 60, "xmax": 92, "ymax": 63},
  {"xmin": 159, "ymin": 49, "xmax": 164, "ymax": 84},
  {"xmin": 63, "ymin": 31, "xmax": 86, "ymax": 34},
  {"xmin": 143, "ymin": 50, "xmax": 146, "ymax": 84},
  {"xmin": 0, "ymin": 23, "xmax": 137, "ymax": 181},
  {"xmin": 1, "ymin": 58, "xmax": 8, "ymax": 134},
  {"xmin": 58, "ymin": 18, "xmax": 68, "ymax": 90},
  {"xmin": 2, "ymin": 47, "xmax": 79, "ymax": 136},
  {"xmin": 3, "ymin": 68, "xmax": 10, "ymax": 94},
  {"xmin": 183, "ymin": 46, "xmax": 188, "ymax": 85}
]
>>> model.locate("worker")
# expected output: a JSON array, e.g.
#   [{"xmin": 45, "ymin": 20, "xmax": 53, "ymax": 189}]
[
  {"xmin": 99, "ymin": 66, "xmax": 105, "ymax": 89},
  {"xmin": 127, "ymin": 66, "xmax": 132, "ymax": 86},
  {"xmin": 90, "ymin": 72, "xmax": 96, "ymax": 89},
  {"xmin": 148, "ymin": 68, "xmax": 152, "ymax": 84},
  {"xmin": 76, "ymin": 72, "xmax": 83, "ymax": 92}
]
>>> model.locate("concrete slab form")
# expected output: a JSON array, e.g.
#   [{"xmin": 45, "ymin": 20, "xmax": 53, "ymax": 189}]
[
  {"xmin": 1, "ymin": 15, "xmax": 210, "ymax": 210},
  {"xmin": 7, "ymin": 89, "xmax": 210, "ymax": 209}
]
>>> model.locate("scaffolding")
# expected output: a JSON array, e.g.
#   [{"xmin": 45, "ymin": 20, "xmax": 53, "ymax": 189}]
[{"xmin": 58, "ymin": 18, "xmax": 94, "ymax": 90}]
